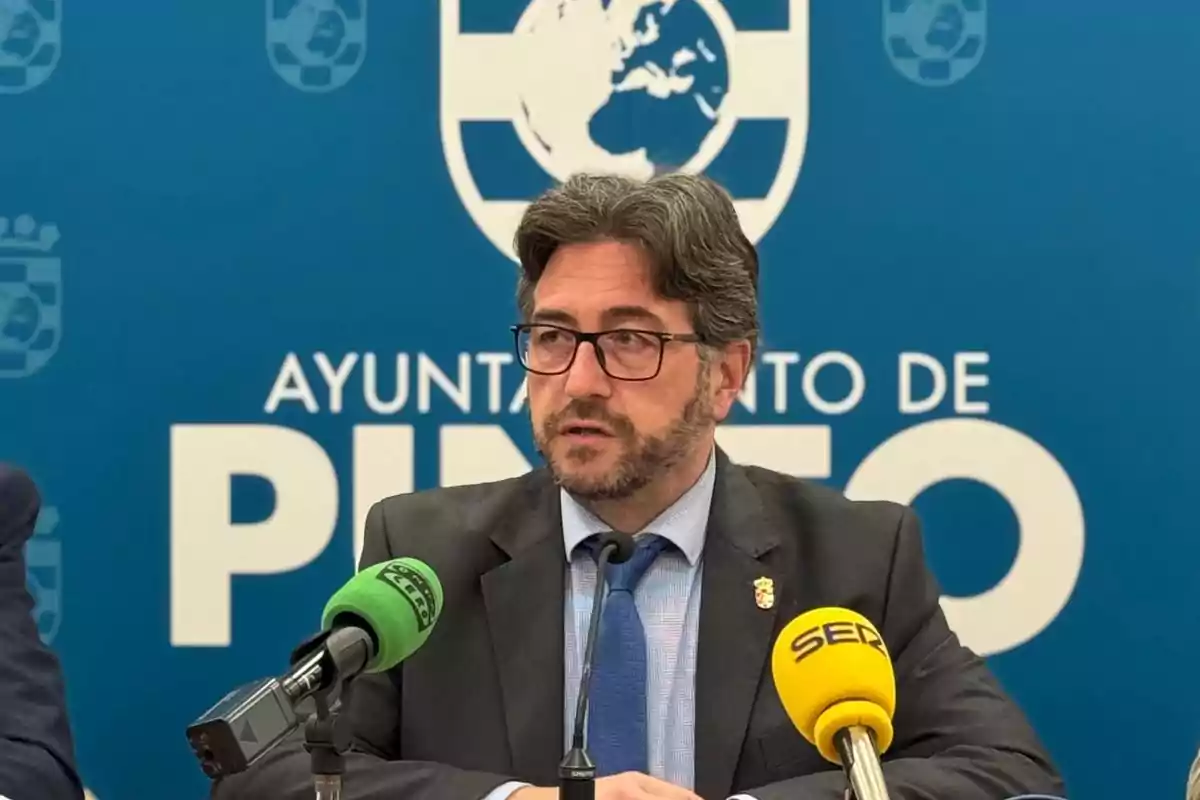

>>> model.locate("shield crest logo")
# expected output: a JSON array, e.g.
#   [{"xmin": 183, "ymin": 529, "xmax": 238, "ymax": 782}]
[
  {"xmin": 884, "ymin": 0, "xmax": 986, "ymax": 88},
  {"xmin": 0, "ymin": 0, "xmax": 61, "ymax": 95},
  {"xmin": 26, "ymin": 504, "xmax": 61, "ymax": 645},
  {"xmin": 439, "ymin": 0, "xmax": 811, "ymax": 262},
  {"xmin": 0, "ymin": 214, "xmax": 61, "ymax": 379},
  {"xmin": 267, "ymin": 0, "xmax": 366, "ymax": 93}
]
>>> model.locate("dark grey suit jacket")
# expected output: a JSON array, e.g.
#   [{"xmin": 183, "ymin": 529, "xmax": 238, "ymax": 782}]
[
  {"xmin": 0, "ymin": 464, "xmax": 83, "ymax": 800},
  {"xmin": 212, "ymin": 450, "xmax": 1064, "ymax": 800}
]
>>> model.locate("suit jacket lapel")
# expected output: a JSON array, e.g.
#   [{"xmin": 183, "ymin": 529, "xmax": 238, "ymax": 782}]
[
  {"xmin": 694, "ymin": 452, "xmax": 783, "ymax": 800},
  {"xmin": 480, "ymin": 471, "xmax": 566, "ymax": 786}
]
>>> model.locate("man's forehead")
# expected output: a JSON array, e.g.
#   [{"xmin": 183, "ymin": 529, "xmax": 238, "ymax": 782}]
[
  {"xmin": 531, "ymin": 244, "xmax": 687, "ymax": 324},
  {"xmin": 532, "ymin": 266, "xmax": 662, "ymax": 311},
  {"xmin": 532, "ymin": 276, "xmax": 660, "ymax": 304}
]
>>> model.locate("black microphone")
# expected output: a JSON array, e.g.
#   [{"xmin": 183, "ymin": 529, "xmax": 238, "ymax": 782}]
[
  {"xmin": 185, "ymin": 557, "xmax": 444, "ymax": 780},
  {"xmin": 559, "ymin": 531, "xmax": 636, "ymax": 800},
  {"xmin": 186, "ymin": 627, "xmax": 368, "ymax": 780}
]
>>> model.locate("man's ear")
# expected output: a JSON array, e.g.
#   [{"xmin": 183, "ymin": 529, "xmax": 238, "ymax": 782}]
[{"xmin": 711, "ymin": 340, "xmax": 753, "ymax": 422}]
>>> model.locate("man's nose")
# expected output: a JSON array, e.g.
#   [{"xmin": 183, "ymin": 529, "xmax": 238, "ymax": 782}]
[{"xmin": 563, "ymin": 341, "xmax": 613, "ymax": 398}]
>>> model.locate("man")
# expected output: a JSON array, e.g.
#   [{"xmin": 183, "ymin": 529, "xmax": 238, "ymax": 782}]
[
  {"xmin": 213, "ymin": 173, "xmax": 1064, "ymax": 800},
  {"xmin": 0, "ymin": 464, "xmax": 83, "ymax": 800},
  {"xmin": 1188, "ymin": 748, "xmax": 1199, "ymax": 800}
]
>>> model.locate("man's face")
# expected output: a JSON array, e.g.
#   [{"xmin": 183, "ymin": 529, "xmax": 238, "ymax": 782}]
[{"xmin": 525, "ymin": 240, "xmax": 742, "ymax": 500}]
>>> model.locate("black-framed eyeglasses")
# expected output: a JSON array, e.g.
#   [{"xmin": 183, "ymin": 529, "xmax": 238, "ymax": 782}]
[{"xmin": 511, "ymin": 323, "xmax": 703, "ymax": 381}]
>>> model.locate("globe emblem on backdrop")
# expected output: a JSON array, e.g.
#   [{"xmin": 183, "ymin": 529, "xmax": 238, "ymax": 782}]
[
  {"xmin": 440, "ymin": 0, "xmax": 810, "ymax": 261},
  {"xmin": 896, "ymin": 0, "xmax": 967, "ymax": 60},
  {"xmin": 516, "ymin": 0, "xmax": 731, "ymax": 180},
  {"xmin": 267, "ymin": 0, "xmax": 365, "ymax": 93},
  {"xmin": 0, "ymin": 0, "xmax": 41, "ymax": 67},
  {"xmin": 884, "ymin": 0, "xmax": 985, "ymax": 87},
  {"xmin": 0, "ymin": 0, "xmax": 60, "ymax": 94},
  {"xmin": 0, "ymin": 213, "xmax": 44, "ymax": 349},
  {"xmin": 0, "ymin": 286, "xmax": 41, "ymax": 347},
  {"xmin": 281, "ymin": 0, "xmax": 349, "ymax": 67},
  {"xmin": 0, "ymin": 213, "xmax": 61, "ymax": 377}
]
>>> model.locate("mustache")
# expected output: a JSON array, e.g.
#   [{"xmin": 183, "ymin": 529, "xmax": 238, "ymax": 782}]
[{"xmin": 544, "ymin": 400, "xmax": 635, "ymax": 438}]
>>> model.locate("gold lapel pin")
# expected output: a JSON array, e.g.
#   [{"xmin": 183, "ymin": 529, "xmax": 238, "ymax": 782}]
[{"xmin": 753, "ymin": 576, "xmax": 775, "ymax": 610}]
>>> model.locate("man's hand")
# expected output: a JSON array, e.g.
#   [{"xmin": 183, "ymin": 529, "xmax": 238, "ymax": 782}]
[{"xmin": 511, "ymin": 772, "xmax": 703, "ymax": 800}]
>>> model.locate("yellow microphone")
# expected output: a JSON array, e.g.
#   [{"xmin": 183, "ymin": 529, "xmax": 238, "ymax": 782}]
[{"xmin": 770, "ymin": 607, "xmax": 897, "ymax": 800}]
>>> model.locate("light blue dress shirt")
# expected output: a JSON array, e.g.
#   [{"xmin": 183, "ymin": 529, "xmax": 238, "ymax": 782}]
[{"xmin": 484, "ymin": 451, "xmax": 756, "ymax": 800}]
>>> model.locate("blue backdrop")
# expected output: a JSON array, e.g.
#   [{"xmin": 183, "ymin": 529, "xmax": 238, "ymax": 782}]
[{"xmin": 2, "ymin": 1, "xmax": 1198, "ymax": 798}]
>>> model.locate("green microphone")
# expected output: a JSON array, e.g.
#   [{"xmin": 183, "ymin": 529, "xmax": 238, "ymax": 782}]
[
  {"xmin": 186, "ymin": 557, "xmax": 443, "ymax": 781},
  {"xmin": 319, "ymin": 557, "xmax": 444, "ymax": 672}
]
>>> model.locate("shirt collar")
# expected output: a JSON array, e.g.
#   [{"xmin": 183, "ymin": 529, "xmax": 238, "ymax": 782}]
[{"xmin": 560, "ymin": 447, "xmax": 715, "ymax": 567}]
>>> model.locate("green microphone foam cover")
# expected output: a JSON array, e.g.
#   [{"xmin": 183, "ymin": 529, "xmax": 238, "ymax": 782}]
[{"xmin": 320, "ymin": 557, "xmax": 444, "ymax": 672}]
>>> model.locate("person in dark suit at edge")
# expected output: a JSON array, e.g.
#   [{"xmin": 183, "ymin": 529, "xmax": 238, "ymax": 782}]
[
  {"xmin": 212, "ymin": 173, "xmax": 1065, "ymax": 800},
  {"xmin": 0, "ymin": 464, "xmax": 83, "ymax": 800}
]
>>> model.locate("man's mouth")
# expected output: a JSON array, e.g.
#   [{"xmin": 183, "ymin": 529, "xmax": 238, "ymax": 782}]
[{"xmin": 560, "ymin": 423, "xmax": 614, "ymax": 438}]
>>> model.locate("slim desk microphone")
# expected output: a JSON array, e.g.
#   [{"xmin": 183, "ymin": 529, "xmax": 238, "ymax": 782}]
[{"xmin": 558, "ymin": 531, "xmax": 636, "ymax": 800}]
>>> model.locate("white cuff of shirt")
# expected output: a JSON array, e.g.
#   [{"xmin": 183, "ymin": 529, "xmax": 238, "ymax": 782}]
[
  {"xmin": 480, "ymin": 781, "xmax": 532, "ymax": 800},
  {"xmin": 480, "ymin": 782, "xmax": 759, "ymax": 800}
]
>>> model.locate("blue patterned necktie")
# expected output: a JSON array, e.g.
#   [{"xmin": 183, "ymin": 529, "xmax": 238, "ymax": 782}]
[{"xmin": 586, "ymin": 533, "xmax": 670, "ymax": 776}]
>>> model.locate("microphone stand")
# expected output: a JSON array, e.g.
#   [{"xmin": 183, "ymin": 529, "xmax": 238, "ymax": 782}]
[
  {"xmin": 833, "ymin": 727, "xmax": 889, "ymax": 800},
  {"xmin": 304, "ymin": 685, "xmax": 350, "ymax": 800},
  {"xmin": 558, "ymin": 540, "xmax": 621, "ymax": 800}
]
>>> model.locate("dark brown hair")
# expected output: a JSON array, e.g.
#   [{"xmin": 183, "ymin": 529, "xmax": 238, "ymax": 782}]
[{"xmin": 513, "ymin": 172, "xmax": 760, "ymax": 354}]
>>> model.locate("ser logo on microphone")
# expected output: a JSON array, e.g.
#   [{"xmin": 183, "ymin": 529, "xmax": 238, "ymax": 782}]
[
  {"xmin": 376, "ymin": 563, "xmax": 438, "ymax": 632},
  {"xmin": 790, "ymin": 620, "xmax": 887, "ymax": 663}
]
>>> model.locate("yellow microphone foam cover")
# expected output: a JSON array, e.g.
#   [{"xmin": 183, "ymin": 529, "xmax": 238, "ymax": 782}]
[{"xmin": 770, "ymin": 607, "xmax": 897, "ymax": 764}]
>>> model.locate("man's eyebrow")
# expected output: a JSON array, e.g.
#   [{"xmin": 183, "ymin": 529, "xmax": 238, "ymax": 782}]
[
  {"xmin": 529, "ymin": 309, "xmax": 577, "ymax": 325},
  {"xmin": 602, "ymin": 306, "xmax": 666, "ymax": 329},
  {"xmin": 527, "ymin": 306, "xmax": 667, "ymax": 329}
]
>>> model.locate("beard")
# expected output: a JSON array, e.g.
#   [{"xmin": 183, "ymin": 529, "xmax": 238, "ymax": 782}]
[{"xmin": 532, "ymin": 369, "xmax": 714, "ymax": 501}]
